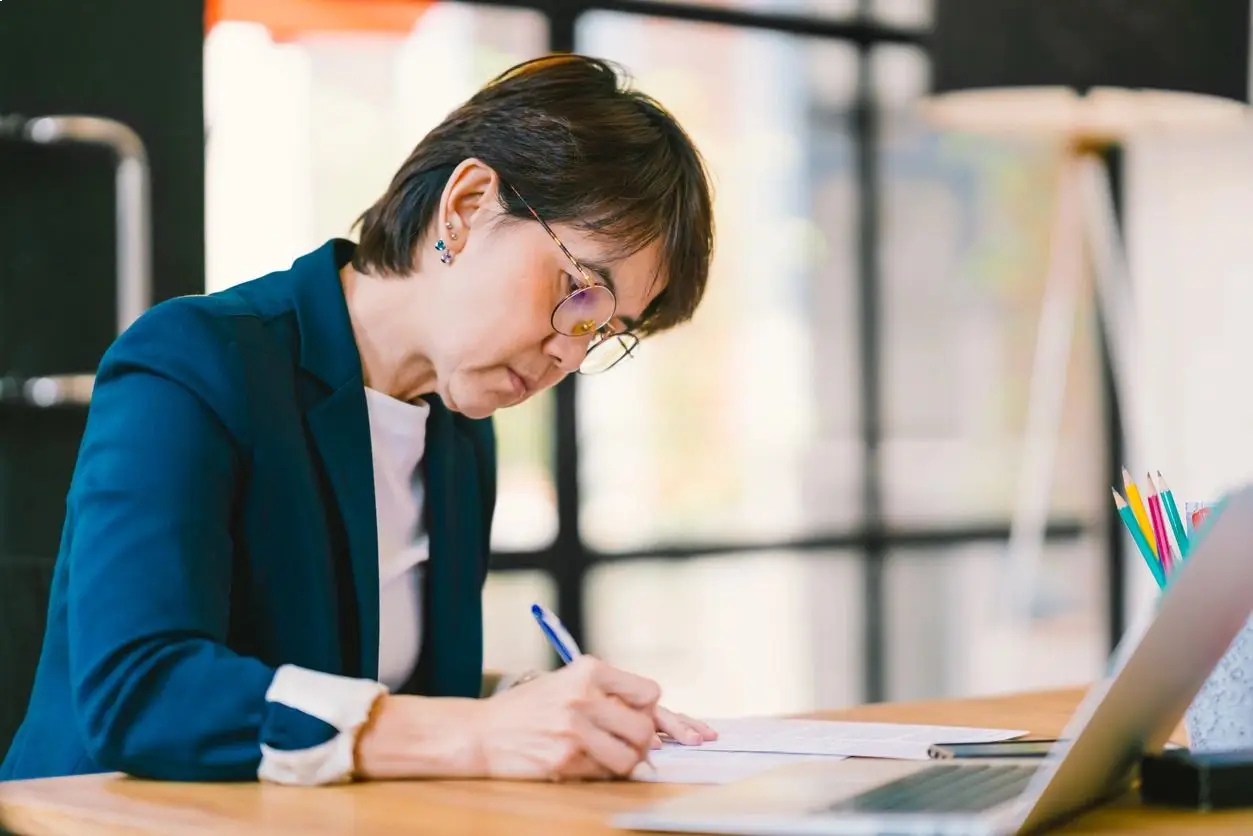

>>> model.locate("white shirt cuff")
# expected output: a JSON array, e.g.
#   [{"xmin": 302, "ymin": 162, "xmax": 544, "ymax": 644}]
[{"xmin": 257, "ymin": 664, "xmax": 388, "ymax": 786}]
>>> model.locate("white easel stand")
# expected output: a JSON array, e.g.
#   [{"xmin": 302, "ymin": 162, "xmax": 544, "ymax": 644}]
[{"xmin": 1002, "ymin": 139, "xmax": 1156, "ymax": 625}]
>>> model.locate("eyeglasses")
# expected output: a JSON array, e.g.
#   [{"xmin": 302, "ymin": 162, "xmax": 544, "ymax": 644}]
[{"xmin": 506, "ymin": 183, "xmax": 640, "ymax": 375}]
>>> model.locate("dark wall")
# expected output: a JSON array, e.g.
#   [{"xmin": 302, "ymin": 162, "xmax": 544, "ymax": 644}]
[{"xmin": 0, "ymin": 0, "xmax": 205, "ymax": 758}]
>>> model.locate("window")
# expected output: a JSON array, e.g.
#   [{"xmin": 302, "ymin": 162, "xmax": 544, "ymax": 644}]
[
  {"xmin": 884, "ymin": 541, "xmax": 1105, "ymax": 700},
  {"xmin": 585, "ymin": 550, "xmax": 863, "ymax": 716},
  {"xmin": 482, "ymin": 571, "xmax": 558, "ymax": 675},
  {"xmin": 576, "ymin": 14, "xmax": 862, "ymax": 554},
  {"xmin": 876, "ymin": 47, "xmax": 1104, "ymax": 527}
]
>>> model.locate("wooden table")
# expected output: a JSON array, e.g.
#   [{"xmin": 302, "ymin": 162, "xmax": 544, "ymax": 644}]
[{"xmin": 3, "ymin": 687, "xmax": 1252, "ymax": 834}]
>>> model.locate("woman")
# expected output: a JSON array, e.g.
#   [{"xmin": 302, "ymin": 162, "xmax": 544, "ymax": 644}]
[{"xmin": 0, "ymin": 54, "xmax": 717, "ymax": 786}]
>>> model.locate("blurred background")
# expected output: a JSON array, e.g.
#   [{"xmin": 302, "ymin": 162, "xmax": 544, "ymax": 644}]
[{"xmin": 3, "ymin": 0, "xmax": 1253, "ymax": 758}]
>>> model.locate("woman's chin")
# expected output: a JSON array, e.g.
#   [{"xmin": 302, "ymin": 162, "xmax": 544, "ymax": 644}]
[
  {"xmin": 444, "ymin": 376, "xmax": 522, "ymax": 418},
  {"xmin": 445, "ymin": 391, "xmax": 506, "ymax": 420}
]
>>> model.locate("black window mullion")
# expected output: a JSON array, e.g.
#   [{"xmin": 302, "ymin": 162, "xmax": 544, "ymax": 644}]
[
  {"xmin": 485, "ymin": 0, "xmax": 927, "ymax": 42},
  {"xmin": 549, "ymin": 377, "xmax": 587, "ymax": 652},
  {"xmin": 547, "ymin": 8, "xmax": 587, "ymax": 654},
  {"xmin": 492, "ymin": 519, "xmax": 1091, "ymax": 574},
  {"xmin": 853, "ymin": 1, "xmax": 886, "ymax": 705},
  {"xmin": 548, "ymin": 0, "xmax": 578, "ymax": 50}
]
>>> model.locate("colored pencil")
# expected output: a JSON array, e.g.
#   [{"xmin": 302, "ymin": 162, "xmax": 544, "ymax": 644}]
[
  {"xmin": 1154, "ymin": 471, "xmax": 1190, "ymax": 559},
  {"xmin": 1146, "ymin": 483, "xmax": 1174, "ymax": 576},
  {"xmin": 1121, "ymin": 468, "xmax": 1157, "ymax": 556},
  {"xmin": 1113, "ymin": 488, "xmax": 1166, "ymax": 589}
]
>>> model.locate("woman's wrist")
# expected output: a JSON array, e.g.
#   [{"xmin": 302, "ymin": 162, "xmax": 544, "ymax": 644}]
[
  {"xmin": 494, "ymin": 669, "xmax": 543, "ymax": 693},
  {"xmin": 353, "ymin": 693, "xmax": 486, "ymax": 780},
  {"xmin": 481, "ymin": 668, "xmax": 543, "ymax": 697}
]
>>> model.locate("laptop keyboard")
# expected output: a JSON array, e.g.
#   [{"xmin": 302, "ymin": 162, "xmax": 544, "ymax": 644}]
[{"xmin": 826, "ymin": 764, "xmax": 1039, "ymax": 815}]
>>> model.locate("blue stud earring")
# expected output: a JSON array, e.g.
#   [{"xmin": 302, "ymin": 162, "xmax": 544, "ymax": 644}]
[{"xmin": 435, "ymin": 239, "xmax": 452, "ymax": 264}]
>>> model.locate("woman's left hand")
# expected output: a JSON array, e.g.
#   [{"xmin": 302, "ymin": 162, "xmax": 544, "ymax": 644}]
[{"xmin": 652, "ymin": 705, "xmax": 718, "ymax": 747}]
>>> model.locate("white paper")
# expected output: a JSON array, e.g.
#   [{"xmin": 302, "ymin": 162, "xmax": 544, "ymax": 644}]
[
  {"xmin": 678, "ymin": 718, "xmax": 1028, "ymax": 760},
  {"xmin": 633, "ymin": 748, "xmax": 845, "ymax": 785}
]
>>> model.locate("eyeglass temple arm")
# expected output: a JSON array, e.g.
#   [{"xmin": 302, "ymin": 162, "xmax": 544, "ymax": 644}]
[{"xmin": 505, "ymin": 181, "xmax": 598, "ymax": 290}]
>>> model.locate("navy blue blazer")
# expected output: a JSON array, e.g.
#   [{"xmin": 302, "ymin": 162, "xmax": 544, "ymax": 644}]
[{"xmin": 0, "ymin": 239, "xmax": 496, "ymax": 782}]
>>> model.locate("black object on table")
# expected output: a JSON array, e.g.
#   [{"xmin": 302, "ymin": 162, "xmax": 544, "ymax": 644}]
[{"xmin": 1140, "ymin": 748, "xmax": 1253, "ymax": 811}]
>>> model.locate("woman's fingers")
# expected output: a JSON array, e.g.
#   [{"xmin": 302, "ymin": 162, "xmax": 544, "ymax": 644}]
[
  {"xmin": 584, "ymin": 693, "xmax": 657, "ymax": 755},
  {"xmin": 680, "ymin": 713, "xmax": 718, "ymax": 741},
  {"xmin": 582, "ymin": 656, "xmax": 662, "ymax": 710},
  {"xmin": 655, "ymin": 705, "xmax": 717, "ymax": 745},
  {"xmin": 556, "ymin": 750, "xmax": 617, "ymax": 782},
  {"xmin": 572, "ymin": 711, "xmax": 648, "ymax": 777},
  {"xmin": 655, "ymin": 706, "xmax": 699, "ymax": 744}
]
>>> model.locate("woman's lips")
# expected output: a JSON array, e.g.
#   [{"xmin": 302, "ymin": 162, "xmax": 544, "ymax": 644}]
[{"xmin": 507, "ymin": 368, "xmax": 529, "ymax": 399}]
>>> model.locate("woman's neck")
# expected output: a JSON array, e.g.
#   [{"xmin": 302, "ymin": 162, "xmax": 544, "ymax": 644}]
[{"xmin": 340, "ymin": 264, "xmax": 437, "ymax": 402}]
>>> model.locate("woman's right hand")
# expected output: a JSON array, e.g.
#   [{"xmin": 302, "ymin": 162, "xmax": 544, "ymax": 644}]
[{"xmin": 475, "ymin": 655, "xmax": 661, "ymax": 781}]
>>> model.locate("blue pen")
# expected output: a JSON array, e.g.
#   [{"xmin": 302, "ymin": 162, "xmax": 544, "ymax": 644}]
[{"xmin": 531, "ymin": 603, "xmax": 583, "ymax": 664}]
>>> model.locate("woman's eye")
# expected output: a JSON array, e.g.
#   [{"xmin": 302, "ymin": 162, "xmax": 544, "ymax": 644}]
[{"xmin": 566, "ymin": 272, "xmax": 583, "ymax": 293}]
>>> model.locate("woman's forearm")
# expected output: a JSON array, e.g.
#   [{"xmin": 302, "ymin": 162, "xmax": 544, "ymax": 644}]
[{"xmin": 353, "ymin": 694, "xmax": 485, "ymax": 780}]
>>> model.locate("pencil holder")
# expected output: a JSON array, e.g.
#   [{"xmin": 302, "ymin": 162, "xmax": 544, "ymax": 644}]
[{"xmin": 1184, "ymin": 614, "xmax": 1253, "ymax": 753}]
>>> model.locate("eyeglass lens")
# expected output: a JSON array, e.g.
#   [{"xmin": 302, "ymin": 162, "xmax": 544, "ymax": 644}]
[
  {"xmin": 552, "ymin": 284, "xmax": 616, "ymax": 337},
  {"xmin": 579, "ymin": 332, "xmax": 639, "ymax": 374}
]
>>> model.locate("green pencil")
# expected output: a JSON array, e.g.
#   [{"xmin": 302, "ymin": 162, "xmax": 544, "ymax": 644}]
[
  {"xmin": 1113, "ymin": 488, "xmax": 1166, "ymax": 589},
  {"xmin": 1153, "ymin": 471, "xmax": 1190, "ymax": 559}
]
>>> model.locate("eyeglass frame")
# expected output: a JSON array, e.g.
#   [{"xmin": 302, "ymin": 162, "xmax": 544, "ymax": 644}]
[{"xmin": 504, "ymin": 181, "xmax": 640, "ymax": 374}]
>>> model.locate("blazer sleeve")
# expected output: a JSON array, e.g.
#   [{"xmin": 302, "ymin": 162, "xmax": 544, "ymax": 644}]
[{"xmin": 66, "ymin": 299, "xmax": 385, "ymax": 784}]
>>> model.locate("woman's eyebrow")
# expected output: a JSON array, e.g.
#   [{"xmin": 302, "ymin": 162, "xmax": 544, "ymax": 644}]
[
  {"xmin": 567, "ymin": 253, "xmax": 638, "ymax": 330},
  {"xmin": 572, "ymin": 255, "xmax": 616, "ymax": 293}
]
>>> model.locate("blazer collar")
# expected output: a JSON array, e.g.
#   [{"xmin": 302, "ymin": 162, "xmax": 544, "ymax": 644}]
[{"xmin": 290, "ymin": 238, "xmax": 362, "ymax": 391}]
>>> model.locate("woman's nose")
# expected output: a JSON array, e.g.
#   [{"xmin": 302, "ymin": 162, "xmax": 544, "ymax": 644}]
[{"xmin": 543, "ymin": 332, "xmax": 594, "ymax": 374}]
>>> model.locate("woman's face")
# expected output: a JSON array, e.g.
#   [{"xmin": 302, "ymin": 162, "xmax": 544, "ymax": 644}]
[{"xmin": 419, "ymin": 161, "xmax": 665, "ymax": 420}]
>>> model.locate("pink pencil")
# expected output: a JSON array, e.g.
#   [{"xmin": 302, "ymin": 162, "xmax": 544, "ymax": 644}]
[{"xmin": 1146, "ymin": 485, "xmax": 1174, "ymax": 576}]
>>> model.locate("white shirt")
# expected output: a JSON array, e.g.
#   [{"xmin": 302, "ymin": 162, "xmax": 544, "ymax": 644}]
[{"xmin": 363, "ymin": 386, "xmax": 431, "ymax": 691}]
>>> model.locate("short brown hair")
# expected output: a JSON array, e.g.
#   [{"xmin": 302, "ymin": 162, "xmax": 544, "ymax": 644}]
[{"xmin": 352, "ymin": 54, "xmax": 714, "ymax": 337}]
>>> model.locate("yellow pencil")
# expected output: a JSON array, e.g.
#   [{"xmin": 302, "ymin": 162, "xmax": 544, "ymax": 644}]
[
  {"xmin": 1113, "ymin": 488, "xmax": 1166, "ymax": 588},
  {"xmin": 1122, "ymin": 467, "xmax": 1157, "ymax": 556}
]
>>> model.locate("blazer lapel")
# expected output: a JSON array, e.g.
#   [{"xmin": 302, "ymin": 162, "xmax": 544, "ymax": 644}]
[
  {"xmin": 306, "ymin": 386, "xmax": 379, "ymax": 680},
  {"xmin": 419, "ymin": 398, "xmax": 484, "ymax": 697},
  {"xmin": 289, "ymin": 239, "xmax": 380, "ymax": 680}
]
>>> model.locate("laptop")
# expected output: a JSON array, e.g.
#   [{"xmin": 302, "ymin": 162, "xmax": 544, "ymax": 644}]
[{"xmin": 615, "ymin": 485, "xmax": 1253, "ymax": 836}]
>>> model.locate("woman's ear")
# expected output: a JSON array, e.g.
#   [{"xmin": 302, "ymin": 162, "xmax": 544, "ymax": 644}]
[{"xmin": 439, "ymin": 158, "xmax": 500, "ymax": 247}]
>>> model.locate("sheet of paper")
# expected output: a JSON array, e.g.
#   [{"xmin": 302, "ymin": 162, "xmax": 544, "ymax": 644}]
[
  {"xmin": 679, "ymin": 718, "xmax": 1029, "ymax": 760},
  {"xmin": 633, "ymin": 748, "xmax": 845, "ymax": 785}
]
